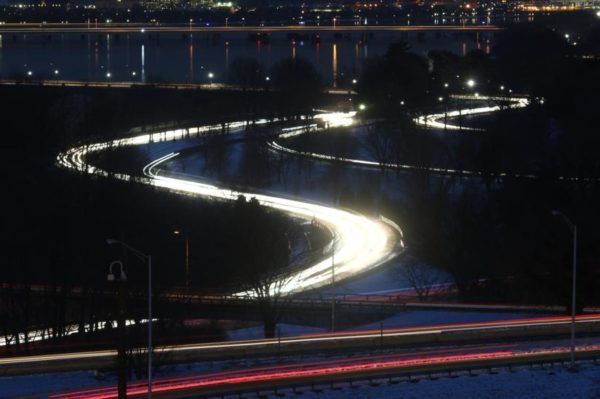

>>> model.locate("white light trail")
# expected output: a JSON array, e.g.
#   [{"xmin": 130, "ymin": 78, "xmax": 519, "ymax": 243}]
[
  {"xmin": 267, "ymin": 96, "xmax": 591, "ymax": 182},
  {"xmin": 4, "ymin": 315, "xmax": 600, "ymax": 366},
  {"xmin": 414, "ymin": 95, "xmax": 529, "ymax": 130},
  {"xmin": 57, "ymin": 113, "xmax": 403, "ymax": 297}
]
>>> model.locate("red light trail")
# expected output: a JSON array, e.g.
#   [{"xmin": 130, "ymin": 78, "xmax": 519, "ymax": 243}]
[{"xmin": 51, "ymin": 351, "xmax": 515, "ymax": 399}]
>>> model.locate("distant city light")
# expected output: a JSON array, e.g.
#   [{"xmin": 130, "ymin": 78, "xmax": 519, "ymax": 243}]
[
  {"xmin": 564, "ymin": 33, "xmax": 569, "ymax": 39},
  {"xmin": 438, "ymin": 97, "xmax": 444, "ymax": 102},
  {"xmin": 467, "ymin": 79, "xmax": 476, "ymax": 88},
  {"xmin": 475, "ymin": 92, "xmax": 479, "ymax": 97},
  {"xmin": 265, "ymin": 76, "xmax": 270, "ymax": 81},
  {"xmin": 444, "ymin": 83, "xmax": 449, "ymax": 88},
  {"xmin": 106, "ymin": 72, "xmax": 111, "ymax": 78},
  {"xmin": 27, "ymin": 70, "xmax": 32, "ymax": 76},
  {"xmin": 54, "ymin": 69, "xmax": 59, "ymax": 75},
  {"xmin": 132, "ymin": 71, "xmax": 137, "ymax": 76},
  {"xmin": 359, "ymin": 104, "xmax": 366, "ymax": 110},
  {"xmin": 208, "ymin": 72, "xmax": 214, "ymax": 79},
  {"xmin": 140, "ymin": 28, "xmax": 145, "ymax": 33},
  {"xmin": 352, "ymin": 79, "xmax": 357, "ymax": 84},
  {"xmin": 500, "ymin": 85, "xmax": 505, "ymax": 91}
]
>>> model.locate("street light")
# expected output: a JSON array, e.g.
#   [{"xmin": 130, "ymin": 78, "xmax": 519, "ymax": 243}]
[
  {"xmin": 108, "ymin": 260, "xmax": 127, "ymax": 282},
  {"xmin": 208, "ymin": 72, "xmax": 214, "ymax": 86},
  {"xmin": 54, "ymin": 69, "xmax": 59, "ymax": 76},
  {"xmin": 467, "ymin": 79, "xmax": 476, "ymax": 88},
  {"xmin": 551, "ymin": 210, "xmax": 577, "ymax": 370},
  {"xmin": 107, "ymin": 239, "xmax": 153, "ymax": 398},
  {"xmin": 359, "ymin": 103, "xmax": 366, "ymax": 111},
  {"xmin": 107, "ymin": 260, "xmax": 128, "ymax": 399},
  {"xmin": 330, "ymin": 232, "xmax": 336, "ymax": 332}
]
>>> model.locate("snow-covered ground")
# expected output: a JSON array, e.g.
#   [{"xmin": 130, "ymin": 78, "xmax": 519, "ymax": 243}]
[
  {"xmin": 226, "ymin": 323, "xmax": 327, "ymax": 341},
  {"xmin": 290, "ymin": 362, "xmax": 600, "ymax": 399}
]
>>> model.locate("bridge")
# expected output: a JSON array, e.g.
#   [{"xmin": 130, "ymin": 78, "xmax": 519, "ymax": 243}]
[{"xmin": 0, "ymin": 23, "xmax": 501, "ymax": 34}]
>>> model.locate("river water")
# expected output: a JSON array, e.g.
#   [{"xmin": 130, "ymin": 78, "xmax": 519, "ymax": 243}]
[{"xmin": 0, "ymin": 30, "xmax": 492, "ymax": 85}]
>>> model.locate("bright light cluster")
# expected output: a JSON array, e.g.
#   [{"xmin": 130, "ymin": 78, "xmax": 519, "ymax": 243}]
[{"xmin": 314, "ymin": 110, "xmax": 357, "ymax": 127}]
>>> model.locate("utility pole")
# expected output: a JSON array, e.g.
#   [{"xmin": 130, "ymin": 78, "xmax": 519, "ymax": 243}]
[
  {"xmin": 185, "ymin": 238, "xmax": 189, "ymax": 290},
  {"xmin": 551, "ymin": 210, "xmax": 577, "ymax": 370},
  {"xmin": 117, "ymin": 279, "xmax": 127, "ymax": 399},
  {"xmin": 174, "ymin": 230, "xmax": 190, "ymax": 289},
  {"xmin": 570, "ymin": 225, "xmax": 577, "ymax": 369}
]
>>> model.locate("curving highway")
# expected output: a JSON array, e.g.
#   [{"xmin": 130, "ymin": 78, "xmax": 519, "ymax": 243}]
[
  {"xmin": 268, "ymin": 95, "xmax": 536, "ymax": 179},
  {"xmin": 57, "ymin": 113, "xmax": 403, "ymax": 297}
]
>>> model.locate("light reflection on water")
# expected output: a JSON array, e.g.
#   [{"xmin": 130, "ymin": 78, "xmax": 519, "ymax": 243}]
[{"xmin": 0, "ymin": 31, "xmax": 491, "ymax": 84}]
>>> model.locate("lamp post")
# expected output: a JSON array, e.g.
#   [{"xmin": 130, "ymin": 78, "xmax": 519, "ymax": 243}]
[
  {"xmin": 330, "ymin": 232, "xmax": 336, "ymax": 332},
  {"xmin": 107, "ymin": 260, "xmax": 127, "ymax": 399},
  {"xmin": 107, "ymin": 239, "xmax": 153, "ymax": 398},
  {"xmin": 551, "ymin": 210, "xmax": 577, "ymax": 370}
]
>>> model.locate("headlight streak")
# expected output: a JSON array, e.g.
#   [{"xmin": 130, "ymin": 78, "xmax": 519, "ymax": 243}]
[
  {"xmin": 269, "ymin": 96, "xmax": 595, "ymax": 182},
  {"xmin": 5, "ymin": 314, "xmax": 600, "ymax": 366},
  {"xmin": 144, "ymin": 153, "xmax": 399, "ymax": 296},
  {"xmin": 414, "ymin": 95, "xmax": 530, "ymax": 131},
  {"xmin": 56, "ymin": 113, "xmax": 404, "ymax": 298}
]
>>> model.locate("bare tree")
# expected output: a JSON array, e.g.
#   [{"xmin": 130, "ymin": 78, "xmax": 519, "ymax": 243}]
[
  {"xmin": 398, "ymin": 257, "xmax": 444, "ymax": 301},
  {"xmin": 230, "ymin": 196, "xmax": 293, "ymax": 338},
  {"xmin": 362, "ymin": 122, "xmax": 394, "ymax": 174}
]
